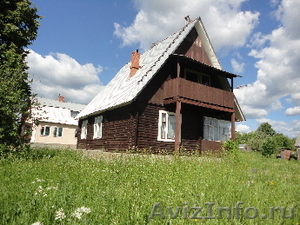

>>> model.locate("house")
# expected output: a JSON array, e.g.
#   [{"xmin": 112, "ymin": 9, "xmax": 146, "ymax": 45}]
[
  {"xmin": 30, "ymin": 96, "xmax": 86, "ymax": 148},
  {"xmin": 76, "ymin": 17, "xmax": 245, "ymax": 154}
]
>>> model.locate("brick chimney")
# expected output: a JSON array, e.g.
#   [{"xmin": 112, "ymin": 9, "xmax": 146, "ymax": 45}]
[
  {"xmin": 129, "ymin": 50, "xmax": 141, "ymax": 77},
  {"xmin": 58, "ymin": 94, "xmax": 65, "ymax": 102}
]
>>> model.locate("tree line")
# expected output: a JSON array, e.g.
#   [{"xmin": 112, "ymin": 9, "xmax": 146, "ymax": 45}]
[{"xmin": 236, "ymin": 122, "xmax": 296, "ymax": 157}]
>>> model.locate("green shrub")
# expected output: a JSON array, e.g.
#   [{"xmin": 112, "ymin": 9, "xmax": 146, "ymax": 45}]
[
  {"xmin": 222, "ymin": 140, "xmax": 239, "ymax": 153},
  {"xmin": 0, "ymin": 144, "xmax": 31, "ymax": 159},
  {"xmin": 261, "ymin": 137, "xmax": 277, "ymax": 157}
]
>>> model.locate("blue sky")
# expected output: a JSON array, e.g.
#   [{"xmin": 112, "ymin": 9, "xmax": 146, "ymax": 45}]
[{"xmin": 27, "ymin": 0, "xmax": 300, "ymax": 138}]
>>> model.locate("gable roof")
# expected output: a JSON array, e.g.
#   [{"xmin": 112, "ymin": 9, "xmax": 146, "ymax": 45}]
[
  {"xmin": 33, "ymin": 97, "xmax": 86, "ymax": 125},
  {"xmin": 78, "ymin": 17, "xmax": 245, "ymax": 121}
]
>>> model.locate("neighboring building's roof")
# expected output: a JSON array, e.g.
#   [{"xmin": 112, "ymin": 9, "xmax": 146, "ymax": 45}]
[
  {"xmin": 295, "ymin": 133, "xmax": 300, "ymax": 147},
  {"xmin": 33, "ymin": 97, "xmax": 86, "ymax": 125},
  {"xmin": 77, "ymin": 17, "xmax": 245, "ymax": 121},
  {"xmin": 36, "ymin": 97, "xmax": 86, "ymax": 111}
]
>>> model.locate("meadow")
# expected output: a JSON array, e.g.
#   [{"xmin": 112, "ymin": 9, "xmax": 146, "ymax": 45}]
[{"xmin": 1, "ymin": 148, "xmax": 299, "ymax": 224}]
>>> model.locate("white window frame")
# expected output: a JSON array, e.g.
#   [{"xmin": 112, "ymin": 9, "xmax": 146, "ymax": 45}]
[
  {"xmin": 93, "ymin": 115, "xmax": 103, "ymax": 139},
  {"xmin": 40, "ymin": 126, "xmax": 50, "ymax": 136},
  {"xmin": 203, "ymin": 116, "xmax": 231, "ymax": 142},
  {"xmin": 53, "ymin": 127, "xmax": 63, "ymax": 137},
  {"xmin": 81, "ymin": 120, "xmax": 88, "ymax": 139},
  {"xmin": 157, "ymin": 110, "xmax": 181, "ymax": 142}
]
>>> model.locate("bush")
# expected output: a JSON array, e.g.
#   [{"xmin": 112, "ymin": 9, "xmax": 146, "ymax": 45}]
[
  {"xmin": 0, "ymin": 144, "xmax": 31, "ymax": 159},
  {"xmin": 223, "ymin": 140, "xmax": 239, "ymax": 156},
  {"xmin": 261, "ymin": 138, "xmax": 277, "ymax": 157}
]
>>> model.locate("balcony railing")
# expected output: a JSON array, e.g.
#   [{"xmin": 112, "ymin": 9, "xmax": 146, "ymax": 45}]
[{"xmin": 163, "ymin": 78, "xmax": 234, "ymax": 109}]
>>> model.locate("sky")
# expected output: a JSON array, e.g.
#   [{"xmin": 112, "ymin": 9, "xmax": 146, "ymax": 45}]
[{"xmin": 27, "ymin": 0, "xmax": 300, "ymax": 138}]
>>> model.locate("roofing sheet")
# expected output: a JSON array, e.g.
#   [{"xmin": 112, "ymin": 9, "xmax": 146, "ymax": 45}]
[
  {"xmin": 78, "ymin": 19, "xmax": 201, "ymax": 119},
  {"xmin": 33, "ymin": 97, "xmax": 86, "ymax": 125},
  {"xmin": 36, "ymin": 97, "xmax": 86, "ymax": 111}
]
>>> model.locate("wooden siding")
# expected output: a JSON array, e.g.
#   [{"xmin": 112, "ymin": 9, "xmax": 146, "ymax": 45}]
[
  {"xmin": 77, "ymin": 104, "xmax": 137, "ymax": 151},
  {"xmin": 164, "ymin": 78, "xmax": 234, "ymax": 109},
  {"xmin": 78, "ymin": 102, "xmax": 227, "ymax": 153},
  {"xmin": 201, "ymin": 140, "xmax": 222, "ymax": 154},
  {"xmin": 175, "ymin": 28, "xmax": 211, "ymax": 66},
  {"xmin": 136, "ymin": 103, "xmax": 228, "ymax": 153},
  {"xmin": 136, "ymin": 103, "xmax": 174, "ymax": 153}
]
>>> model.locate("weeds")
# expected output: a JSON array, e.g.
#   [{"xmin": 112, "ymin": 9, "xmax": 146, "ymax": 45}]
[{"xmin": 1, "ymin": 148, "xmax": 299, "ymax": 224}]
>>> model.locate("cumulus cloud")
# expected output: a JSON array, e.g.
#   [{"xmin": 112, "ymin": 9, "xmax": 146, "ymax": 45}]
[
  {"xmin": 285, "ymin": 106, "xmax": 300, "ymax": 116},
  {"xmin": 27, "ymin": 50, "xmax": 104, "ymax": 104},
  {"xmin": 236, "ymin": 124, "xmax": 250, "ymax": 133},
  {"xmin": 235, "ymin": 0, "xmax": 300, "ymax": 121},
  {"xmin": 114, "ymin": 0, "xmax": 259, "ymax": 51}
]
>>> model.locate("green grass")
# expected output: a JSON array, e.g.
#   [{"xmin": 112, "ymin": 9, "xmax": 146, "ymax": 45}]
[{"xmin": 1, "ymin": 148, "xmax": 299, "ymax": 224}]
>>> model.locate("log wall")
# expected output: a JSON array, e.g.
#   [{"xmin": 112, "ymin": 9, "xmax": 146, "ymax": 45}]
[{"xmin": 77, "ymin": 104, "xmax": 137, "ymax": 151}]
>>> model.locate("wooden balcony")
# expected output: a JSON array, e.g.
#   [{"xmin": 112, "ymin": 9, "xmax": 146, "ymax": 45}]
[{"xmin": 163, "ymin": 78, "xmax": 234, "ymax": 109}]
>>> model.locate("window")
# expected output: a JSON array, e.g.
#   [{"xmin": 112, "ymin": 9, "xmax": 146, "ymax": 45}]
[
  {"xmin": 203, "ymin": 116, "xmax": 231, "ymax": 142},
  {"xmin": 81, "ymin": 120, "xmax": 88, "ymax": 139},
  {"xmin": 71, "ymin": 110, "xmax": 79, "ymax": 118},
  {"xmin": 53, "ymin": 127, "xmax": 63, "ymax": 137},
  {"xmin": 158, "ymin": 110, "xmax": 180, "ymax": 142},
  {"xmin": 184, "ymin": 69, "xmax": 210, "ymax": 86},
  {"xmin": 75, "ymin": 128, "xmax": 78, "ymax": 138},
  {"xmin": 40, "ymin": 126, "xmax": 50, "ymax": 136},
  {"xmin": 93, "ymin": 116, "xmax": 103, "ymax": 139}
]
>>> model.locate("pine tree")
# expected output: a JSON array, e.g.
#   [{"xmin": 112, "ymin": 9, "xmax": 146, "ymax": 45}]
[{"xmin": 0, "ymin": 0, "xmax": 41, "ymax": 153}]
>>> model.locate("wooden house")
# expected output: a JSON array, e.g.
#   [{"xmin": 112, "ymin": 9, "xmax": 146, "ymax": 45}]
[{"xmin": 77, "ymin": 17, "xmax": 245, "ymax": 154}]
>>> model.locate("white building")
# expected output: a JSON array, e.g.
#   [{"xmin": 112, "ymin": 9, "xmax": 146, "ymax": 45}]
[{"xmin": 30, "ymin": 96, "xmax": 86, "ymax": 148}]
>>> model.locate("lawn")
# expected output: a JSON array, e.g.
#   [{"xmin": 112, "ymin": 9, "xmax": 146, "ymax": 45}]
[{"xmin": 0, "ymin": 148, "xmax": 299, "ymax": 224}]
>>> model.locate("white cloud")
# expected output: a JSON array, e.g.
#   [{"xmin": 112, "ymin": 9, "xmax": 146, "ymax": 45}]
[
  {"xmin": 236, "ymin": 124, "xmax": 250, "ymax": 133},
  {"xmin": 291, "ymin": 120, "xmax": 300, "ymax": 132},
  {"xmin": 114, "ymin": 0, "xmax": 259, "ymax": 51},
  {"xmin": 234, "ymin": 0, "xmax": 300, "ymax": 121},
  {"xmin": 27, "ymin": 50, "xmax": 104, "ymax": 104},
  {"xmin": 285, "ymin": 106, "xmax": 300, "ymax": 116},
  {"xmin": 231, "ymin": 58, "xmax": 245, "ymax": 73}
]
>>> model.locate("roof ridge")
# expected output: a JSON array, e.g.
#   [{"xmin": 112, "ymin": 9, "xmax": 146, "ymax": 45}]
[
  {"xmin": 137, "ymin": 18, "xmax": 198, "ymax": 84},
  {"xmin": 148, "ymin": 17, "xmax": 198, "ymax": 50}
]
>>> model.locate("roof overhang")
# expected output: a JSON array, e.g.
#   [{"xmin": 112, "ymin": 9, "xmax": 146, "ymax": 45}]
[{"xmin": 171, "ymin": 54, "xmax": 242, "ymax": 79}]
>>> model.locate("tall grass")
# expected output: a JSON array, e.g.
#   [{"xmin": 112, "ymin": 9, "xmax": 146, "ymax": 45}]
[{"xmin": 0, "ymin": 148, "xmax": 299, "ymax": 224}]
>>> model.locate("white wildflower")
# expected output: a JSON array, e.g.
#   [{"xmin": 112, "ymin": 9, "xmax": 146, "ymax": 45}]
[
  {"xmin": 46, "ymin": 186, "xmax": 58, "ymax": 190},
  {"xmin": 31, "ymin": 222, "xmax": 43, "ymax": 225},
  {"xmin": 32, "ymin": 178, "xmax": 45, "ymax": 183},
  {"xmin": 71, "ymin": 207, "xmax": 91, "ymax": 220},
  {"xmin": 55, "ymin": 208, "xmax": 66, "ymax": 221},
  {"xmin": 36, "ymin": 178, "xmax": 45, "ymax": 182}
]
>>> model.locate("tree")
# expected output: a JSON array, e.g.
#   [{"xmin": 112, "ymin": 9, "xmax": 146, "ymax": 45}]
[
  {"xmin": 0, "ymin": 0, "xmax": 41, "ymax": 153},
  {"xmin": 256, "ymin": 122, "xmax": 276, "ymax": 136}
]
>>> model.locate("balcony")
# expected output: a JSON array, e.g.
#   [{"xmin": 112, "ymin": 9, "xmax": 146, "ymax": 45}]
[{"xmin": 163, "ymin": 78, "xmax": 234, "ymax": 109}]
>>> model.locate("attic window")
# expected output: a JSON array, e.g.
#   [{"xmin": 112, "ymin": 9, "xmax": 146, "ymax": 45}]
[
  {"xmin": 71, "ymin": 110, "xmax": 79, "ymax": 118},
  {"xmin": 184, "ymin": 69, "xmax": 210, "ymax": 86}
]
